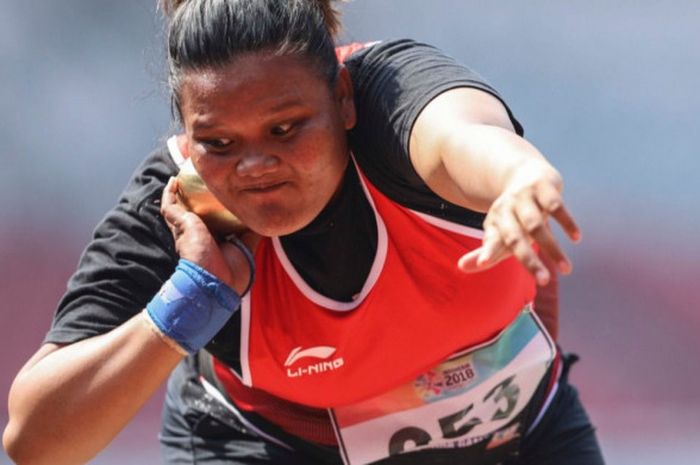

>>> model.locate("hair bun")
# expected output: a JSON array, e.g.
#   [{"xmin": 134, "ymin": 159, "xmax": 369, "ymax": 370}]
[
  {"xmin": 313, "ymin": 0, "xmax": 345, "ymax": 38},
  {"xmin": 159, "ymin": 0, "xmax": 187, "ymax": 17}
]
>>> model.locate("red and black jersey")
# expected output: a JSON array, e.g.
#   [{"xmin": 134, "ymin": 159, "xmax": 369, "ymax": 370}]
[{"xmin": 216, "ymin": 161, "xmax": 536, "ymax": 407}]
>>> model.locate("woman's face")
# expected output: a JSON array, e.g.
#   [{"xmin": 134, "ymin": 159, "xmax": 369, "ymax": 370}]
[{"xmin": 179, "ymin": 53, "xmax": 356, "ymax": 237}]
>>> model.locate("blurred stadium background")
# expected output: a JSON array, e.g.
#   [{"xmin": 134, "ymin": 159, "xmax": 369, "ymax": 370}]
[{"xmin": 2, "ymin": 1, "xmax": 698, "ymax": 463}]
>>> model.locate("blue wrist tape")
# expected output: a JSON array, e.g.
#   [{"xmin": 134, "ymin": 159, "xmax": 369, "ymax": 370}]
[{"xmin": 146, "ymin": 259, "xmax": 240, "ymax": 354}]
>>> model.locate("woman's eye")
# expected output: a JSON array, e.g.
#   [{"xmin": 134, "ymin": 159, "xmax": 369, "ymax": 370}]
[
  {"xmin": 270, "ymin": 122, "xmax": 295, "ymax": 137},
  {"xmin": 201, "ymin": 139, "xmax": 232, "ymax": 151}
]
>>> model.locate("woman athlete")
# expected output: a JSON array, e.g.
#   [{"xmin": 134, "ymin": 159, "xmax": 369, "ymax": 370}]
[{"xmin": 4, "ymin": 1, "xmax": 604, "ymax": 464}]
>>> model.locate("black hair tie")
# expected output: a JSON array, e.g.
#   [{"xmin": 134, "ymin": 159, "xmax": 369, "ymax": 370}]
[{"xmin": 224, "ymin": 234, "xmax": 256, "ymax": 297}]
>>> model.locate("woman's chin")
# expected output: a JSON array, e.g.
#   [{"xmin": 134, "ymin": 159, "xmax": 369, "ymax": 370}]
[{"xmin": 243, "ymin": 213, "xmax": 315, "ymax": 238}]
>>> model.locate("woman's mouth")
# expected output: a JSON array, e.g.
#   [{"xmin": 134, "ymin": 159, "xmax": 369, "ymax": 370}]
[{"xmin": 242, "ymin": 181, "xmax": 288, "ymax": 194}]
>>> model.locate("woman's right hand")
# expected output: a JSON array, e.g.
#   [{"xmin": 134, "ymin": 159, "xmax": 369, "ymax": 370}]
[{"xmin": 161, "ymin": 177, "xmax": 257, "ymax": 294}]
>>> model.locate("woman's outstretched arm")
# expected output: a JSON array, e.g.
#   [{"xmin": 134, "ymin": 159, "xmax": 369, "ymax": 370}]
[{"xmin": 409, "ymin": 87, "xmax": 581, "ymax": 286}]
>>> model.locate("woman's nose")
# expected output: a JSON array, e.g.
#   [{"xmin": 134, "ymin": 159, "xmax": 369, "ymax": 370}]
[{"xmin": 236, "ymin": 151, "xmax": 280, "ymax": 177}]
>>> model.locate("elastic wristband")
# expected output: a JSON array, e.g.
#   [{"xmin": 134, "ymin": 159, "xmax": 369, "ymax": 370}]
[
  {"xmin": 224, "ymin": 234, "xmax": 256, "ymax": 296},
  {"xmin": 141, "ymin": 310, "xmax": 188, "ymax": 356},
  {"xmin": 146, "ymin": 259, "xmax": 240, "ymax": 354}
]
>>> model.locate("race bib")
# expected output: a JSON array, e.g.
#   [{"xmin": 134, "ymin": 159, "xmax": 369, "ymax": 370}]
[{"xmin": 331, "ymin": 308, "xmax": 555, "ymax": 465}]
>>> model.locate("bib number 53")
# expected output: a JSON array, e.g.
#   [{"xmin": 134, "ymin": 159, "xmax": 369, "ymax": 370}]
[{"xmin": 388, "ymin": 376, "xmax": 520, "ymax": 455}]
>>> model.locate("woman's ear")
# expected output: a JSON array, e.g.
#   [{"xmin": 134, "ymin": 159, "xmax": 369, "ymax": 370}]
[{"xmin": 335, "ymin": 66, "xmax": 356, "ymax": 130}]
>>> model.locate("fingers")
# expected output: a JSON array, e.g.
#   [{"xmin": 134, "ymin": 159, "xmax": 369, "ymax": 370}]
[
  {"xmin": 161, "ymin": 178, "xmax": 180, "ymax": 231},
  {"xmin": 514, "ymin": 197, "xmax": 571, "ymax": 275},
  {"xmin": 493, "ymin": 209, "xmax": 550, "ymax": 285},
  {"xmin": 161, "ymin": 177, "xmax": 195, "ymax": 239},
  {"xmin": 161, "ymin": 177, "xmax": 240, "ymax": 287},
  {"xmin": 475, "ymin": 227, "xmax": 510, "ymax": 269},
  {"xmin": 160, "ymin": 177, "xmax": 214, "ymax": 255},
  {"xmin": 458, "ymin": 228, "xmax": 508, "ymax": 272},
  {"xmin": 534, "ymin": 178, "xmax": 582, "ymax": 243},
  {"xmin": 458, "ymin": 174, "xmax": 580, "ymax": 285},
  {"xmin": 459, "ymin": 223, "xmax": 550, "ymax": 286},
  {"xmin": 457, "ymin": 248, "xmax": 481, "ymax": 271},
  {"xmin": 550, "ymin": 204, "xmax": 581, "ymax": 243},
  {"xmin": 161, "ymin": 176, "xmax": 180, "ymax": 209}
]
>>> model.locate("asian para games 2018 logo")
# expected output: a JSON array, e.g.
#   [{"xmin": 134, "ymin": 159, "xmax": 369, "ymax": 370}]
[{"xmin": 414, "ymin": 360, "xmax": 477, "ymax": 401}]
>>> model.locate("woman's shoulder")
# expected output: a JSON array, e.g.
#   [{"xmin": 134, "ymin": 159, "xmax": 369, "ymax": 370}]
[
  {"xmin": 119, "ymin": 140, "xmax": 180, "ymax": 213},
  {"xmin": 44, "ymin": 142, "xmax": 180, "ymax": 346}
]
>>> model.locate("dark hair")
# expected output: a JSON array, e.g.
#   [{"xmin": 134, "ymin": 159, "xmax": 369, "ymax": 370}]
[{"xmin": 161, "ymin": 0, "xmax": 344, "ymax": 117}]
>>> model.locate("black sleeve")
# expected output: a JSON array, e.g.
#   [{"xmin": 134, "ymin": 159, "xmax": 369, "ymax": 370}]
[
  {"xmin": 345, "ymin": 39, "xmax": 523, "ymax": 227},
  {"xmin": 44, "ymin": 147, "xmax": 179, "ymax": 344}
]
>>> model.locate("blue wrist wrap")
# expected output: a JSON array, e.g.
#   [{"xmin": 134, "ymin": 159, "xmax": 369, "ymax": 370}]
[{"xmin": 146, "ymin": 259, "xmax": 240, "ymax": 354}]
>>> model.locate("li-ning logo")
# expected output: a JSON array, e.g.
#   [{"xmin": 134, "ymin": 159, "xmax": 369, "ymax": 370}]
[{"xmin": 284, "ymin": 346, "xmax": 344, "ymax": 378}]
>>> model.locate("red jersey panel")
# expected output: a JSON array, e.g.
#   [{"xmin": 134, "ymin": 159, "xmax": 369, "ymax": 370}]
[{"xmin": 219, "ymin": 162, "xmax": 535, "ymax": 408}]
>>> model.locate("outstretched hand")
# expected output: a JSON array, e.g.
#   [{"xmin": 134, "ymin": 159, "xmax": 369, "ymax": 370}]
[
  {"xmin": 457, "ymin": 160, "xmax": 581, "ymax": 286},
  {"xmin": 161, "ymin": 177, "xmax": 257, "ymax": 294}
]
